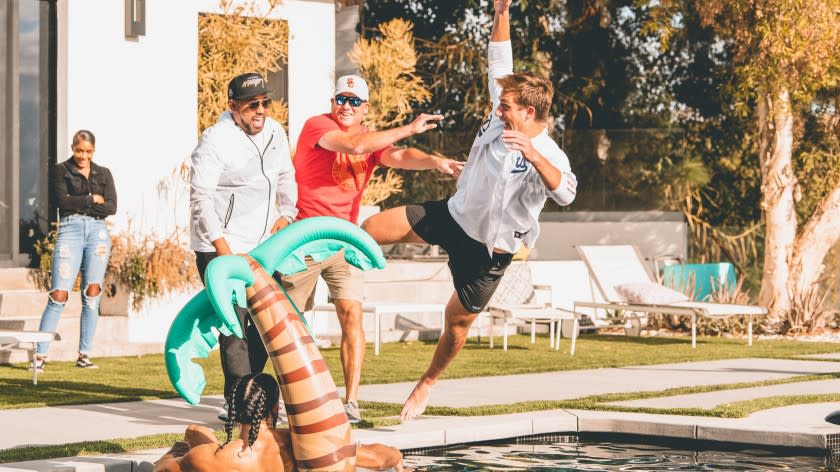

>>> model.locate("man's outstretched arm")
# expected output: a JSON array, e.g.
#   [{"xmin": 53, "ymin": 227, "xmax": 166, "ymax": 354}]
[
  {"xmin": 319, "ymin": 113, "xmax": 444, "ymax": 155},
  {"xmin": 492, "ymin": 0, "xmax": 511, "ymax": 41},
  {"xmin": 380, "ymin": 147, "xmax": 463, "ymax": 178},
  {"xmin": 487, "ymin": 0, "xmax": 514, "ymax": 106}
]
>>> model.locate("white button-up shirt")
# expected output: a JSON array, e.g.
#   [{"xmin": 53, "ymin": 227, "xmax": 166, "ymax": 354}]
[{"xmin": 448, "ymin": 40, "xmax": 577, "ymax": 256}]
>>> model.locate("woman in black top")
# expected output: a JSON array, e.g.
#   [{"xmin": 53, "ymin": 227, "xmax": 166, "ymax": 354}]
[{"xmin": 32, "ymin": 130, "xmax": 117, "ymax": 371}]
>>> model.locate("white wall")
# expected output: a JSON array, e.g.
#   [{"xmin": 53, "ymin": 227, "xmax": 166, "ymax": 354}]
[
  {"xmin": 532, "ymin": 212, "xmax": 688, "ymax": 265},
  {"xmin": 283, "ymin": 0, "xmax": 335, "ymax": 146},
  {"xmin": 59, "ymin": 0, "xmax": 335, "ymax": 237}
]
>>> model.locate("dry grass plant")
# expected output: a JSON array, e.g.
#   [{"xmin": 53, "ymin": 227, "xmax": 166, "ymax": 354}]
[
  {"xmin": 31, "ymin": 229, "xmax": 57, "ymax": 291},
  {"xmin": 351, "ymin": 19, "xmax": 431, "ymax": 206},
  {"xmin": 708, "ymin": 276, "xmax": 752, "ymax": 305},
  {"xmin": 674, "ymin": 188, "xmax": 762, "ymax": 276},
  {"xmin": 198, "ymin": 0, "xmax": 289, "ymax": 134},
  {"xmin": 782, "ymin": 280, "xmax": 833, "ymax": 335},
  {"xmin": 350, "ymin": 19, "xmax": 431, "ymax": 130},
  {"xmin": 646, "ymin": 271, "xmax": 755, "ymax": 337},
  {"xmin": 693, "ymin": 275, "xmax": 754, "ymax": 337},
  {"xmin": 105, "ymin": 229, "xmax": 201, "ymax": 311},
  {"xmin": 32, "ymin": 227, "xmax": 200, "ymax": 311}
]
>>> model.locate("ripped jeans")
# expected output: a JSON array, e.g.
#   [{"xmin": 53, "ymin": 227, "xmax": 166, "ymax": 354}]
[{"xmin": 37, "ymin": 215, "xmax": 111, "ymax": 356}]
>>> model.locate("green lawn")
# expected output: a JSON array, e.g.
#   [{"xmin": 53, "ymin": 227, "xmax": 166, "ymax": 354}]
[
  {"xmin": 2, "ymin": 333, "xmax": 838, "ymax": 410},
  {"xmin": 2, "ymin": 333, "xmax": 840, "ymax": 463}
]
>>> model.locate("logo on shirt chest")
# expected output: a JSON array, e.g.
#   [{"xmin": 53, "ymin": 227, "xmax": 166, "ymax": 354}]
[
  {"xmin": 332, "ymin": 153, "xmax": 369, "ymax": 191},
  {"xmin": 477, "ymin": 115, "xmax": 492, "ymax": 138},
  {"xmin": 511, "ymin": 153, "xmax": 528, "ymax": 174}
]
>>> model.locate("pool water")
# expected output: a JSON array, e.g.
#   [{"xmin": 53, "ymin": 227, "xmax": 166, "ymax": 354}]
[{"xmin": 403, "ymin": 434, "xmax": 829, "ymax": 471}]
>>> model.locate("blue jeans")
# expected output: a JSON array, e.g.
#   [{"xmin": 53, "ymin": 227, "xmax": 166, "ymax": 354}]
[{"xmin": 37, "ymin": 215, "xmax": 111, "ymax": 356}]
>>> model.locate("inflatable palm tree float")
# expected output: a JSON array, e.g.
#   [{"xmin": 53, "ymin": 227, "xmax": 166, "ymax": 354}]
[{"xmin": 163, "ymin": 217, "xmax": 386, "ymax": 471}]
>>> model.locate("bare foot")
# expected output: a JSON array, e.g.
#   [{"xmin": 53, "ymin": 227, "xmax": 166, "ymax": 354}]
[{"xmin": 400, "ymin": 382, "xmax": 432, "ymax": 422}]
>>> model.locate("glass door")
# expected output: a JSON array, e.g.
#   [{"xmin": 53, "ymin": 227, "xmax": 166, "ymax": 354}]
[
  {"xmin": 0, "ymin": 0, "xmax": 15, "ymax": 264},
  {"xmin": 17, "ymin": 0, "xmax": 54, "ymax": 266}
]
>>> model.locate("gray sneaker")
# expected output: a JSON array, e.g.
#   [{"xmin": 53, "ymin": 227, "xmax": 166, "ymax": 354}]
[
  {"xmin": 344, "ymin": 401, "xmax": 361, "ymax": 424},
  {"xmin": 217, "ymin": 402, "xmax": 229, "ymax": 422}
]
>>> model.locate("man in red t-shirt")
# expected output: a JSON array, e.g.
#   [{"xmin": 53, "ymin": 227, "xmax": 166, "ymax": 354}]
[{"xmin": 282, "ymin": 74, "xmax": 462, "ymax": 423}]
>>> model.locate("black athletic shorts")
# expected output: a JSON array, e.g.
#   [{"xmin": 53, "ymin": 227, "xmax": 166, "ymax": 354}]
[{"xmin": 406, "ymin": 198, "xmax": 513, "ymax": 313}]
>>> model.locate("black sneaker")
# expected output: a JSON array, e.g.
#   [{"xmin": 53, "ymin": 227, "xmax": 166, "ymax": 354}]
[
  {"xmin": 344, "ymin": 401, "xmax": 361, "ymax": 424},
  {"xmin": 29, "ymin": 357, "xmax": 46, "ymax": 372},
  {"xmin": 76, "ymin": 355, "xmax": 98, "ymax": 369}
]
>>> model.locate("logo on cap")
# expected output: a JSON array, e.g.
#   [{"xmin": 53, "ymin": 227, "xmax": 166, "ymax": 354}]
[
  {"xmin": 242, "ymin": 77, "xmax": 263, "ymax": 88},
  {"xmin": 228, "ymin": 72, "xmax": 271, "ymax": 100},
  {"xmin": 335, "ymin": 74, "xmax": 369, "ymax": 101}
]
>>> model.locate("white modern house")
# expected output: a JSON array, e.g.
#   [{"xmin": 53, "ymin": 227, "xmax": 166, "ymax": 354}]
[
  {"xmin": 0, "ymin": 1, "xmax": 691, "ymax": 362},
  {"xmin": 2, "ymin": 0, "xmax": 362, "ymax": 266},
  {"xmin": 0, "ymin": 0, "xmax": 362, "ymax": 360}
]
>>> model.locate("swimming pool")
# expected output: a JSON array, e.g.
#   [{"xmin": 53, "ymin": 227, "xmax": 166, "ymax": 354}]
[{"xmin": 403, "ymin": 433, "xmax": 830, "ymax": 470}]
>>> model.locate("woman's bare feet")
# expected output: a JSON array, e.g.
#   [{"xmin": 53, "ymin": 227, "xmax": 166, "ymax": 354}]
[{"xmin": 400, "ymin": 381, "xmax": 433, "ymax": 422}]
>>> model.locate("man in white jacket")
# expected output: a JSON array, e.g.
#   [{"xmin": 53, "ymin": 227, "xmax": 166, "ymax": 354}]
[
  {"xmin": 362, "ymin": 0, "xmax": 577, "ymax": 422},
  {"xmin": 189, "ymin": 72, "xmax": 297, "ymax": 419}
]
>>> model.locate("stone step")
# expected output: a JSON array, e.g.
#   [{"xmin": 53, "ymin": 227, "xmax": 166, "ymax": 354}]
[
  {"xmin": 0, "ymin": 315, "xmax": 161, "ymax": 363},
  {"xmin": 0, "ymin": 290, "xmax": 83, "ymax": 318},
  {"xmin": 0, "ymin": 267, "xmax": 42, "ymax": 290}
]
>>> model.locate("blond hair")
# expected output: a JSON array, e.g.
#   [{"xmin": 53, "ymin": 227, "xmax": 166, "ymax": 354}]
[{"xmin": 496, "ymin": 72, "xmax": 554, "ymax": 122}]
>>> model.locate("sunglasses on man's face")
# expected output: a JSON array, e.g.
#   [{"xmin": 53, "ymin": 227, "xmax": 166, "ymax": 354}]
[
  {"xmin": 334, "ymin": 95, "xmax": 366, "ymax": 107},
  {"xmin": 245, "ymin": 98, "xmax": 272, "ymax": 111}
]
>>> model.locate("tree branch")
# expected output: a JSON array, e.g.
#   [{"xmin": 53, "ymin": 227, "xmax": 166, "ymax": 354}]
[{"xmin": 792, "ymin": 182, "xmax": 840, "ymax": 291}]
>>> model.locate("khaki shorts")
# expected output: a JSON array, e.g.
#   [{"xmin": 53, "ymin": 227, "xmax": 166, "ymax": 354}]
[{"xmin": 280, "ymin": 249, "xmax": 364, "ymax": 312}]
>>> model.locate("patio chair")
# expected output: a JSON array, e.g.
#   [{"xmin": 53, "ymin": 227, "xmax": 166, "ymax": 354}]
[
  {"xmin": 0, "ymin": 330, "xmax": 60, "ymax": 385},
  {"xmin": 486, "ymin": 261, "xmax": 580, "ymax": 355},
  {"xmin": 573, "ymin": 245, "xmax": 766, "ymax": 348}
]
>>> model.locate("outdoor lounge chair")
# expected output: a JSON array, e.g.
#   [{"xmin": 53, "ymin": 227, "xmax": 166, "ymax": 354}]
[
  {"xmin": 486, "ymin": 261, "xmax": 580, "ymax": 354},
  {"xmin": 573, "ymin": 245, "xmax": 767, "ymax": 348}
]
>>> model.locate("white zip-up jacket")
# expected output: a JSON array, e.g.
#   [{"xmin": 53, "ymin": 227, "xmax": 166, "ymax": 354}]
[
  {"xmin": 190, "ymin": 111, "xmax": 297, "ymax": 254},
  {"xmin": 448, "ymin": 40, "xmax": 577, "ymax": 256}
]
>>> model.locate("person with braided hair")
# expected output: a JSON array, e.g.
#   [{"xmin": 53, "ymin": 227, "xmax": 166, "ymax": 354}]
[
  {"xmin": 153, "ymin": 373, "xmax": 408, "ymax": 471},
  {"xmin": 153, "ymin": 372, "xmax": 292, "ymax": 471}
]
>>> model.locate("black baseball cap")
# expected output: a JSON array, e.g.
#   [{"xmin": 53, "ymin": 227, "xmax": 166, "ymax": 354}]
[{"xmin": 228, "ymin": 72, "xmax": 272, "ymax": 100}]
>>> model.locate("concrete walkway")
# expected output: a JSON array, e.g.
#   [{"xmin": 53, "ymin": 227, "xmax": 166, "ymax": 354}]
[{"xmin": 3, "ymin": 357, "xmax": 840, "ymax": 470}]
